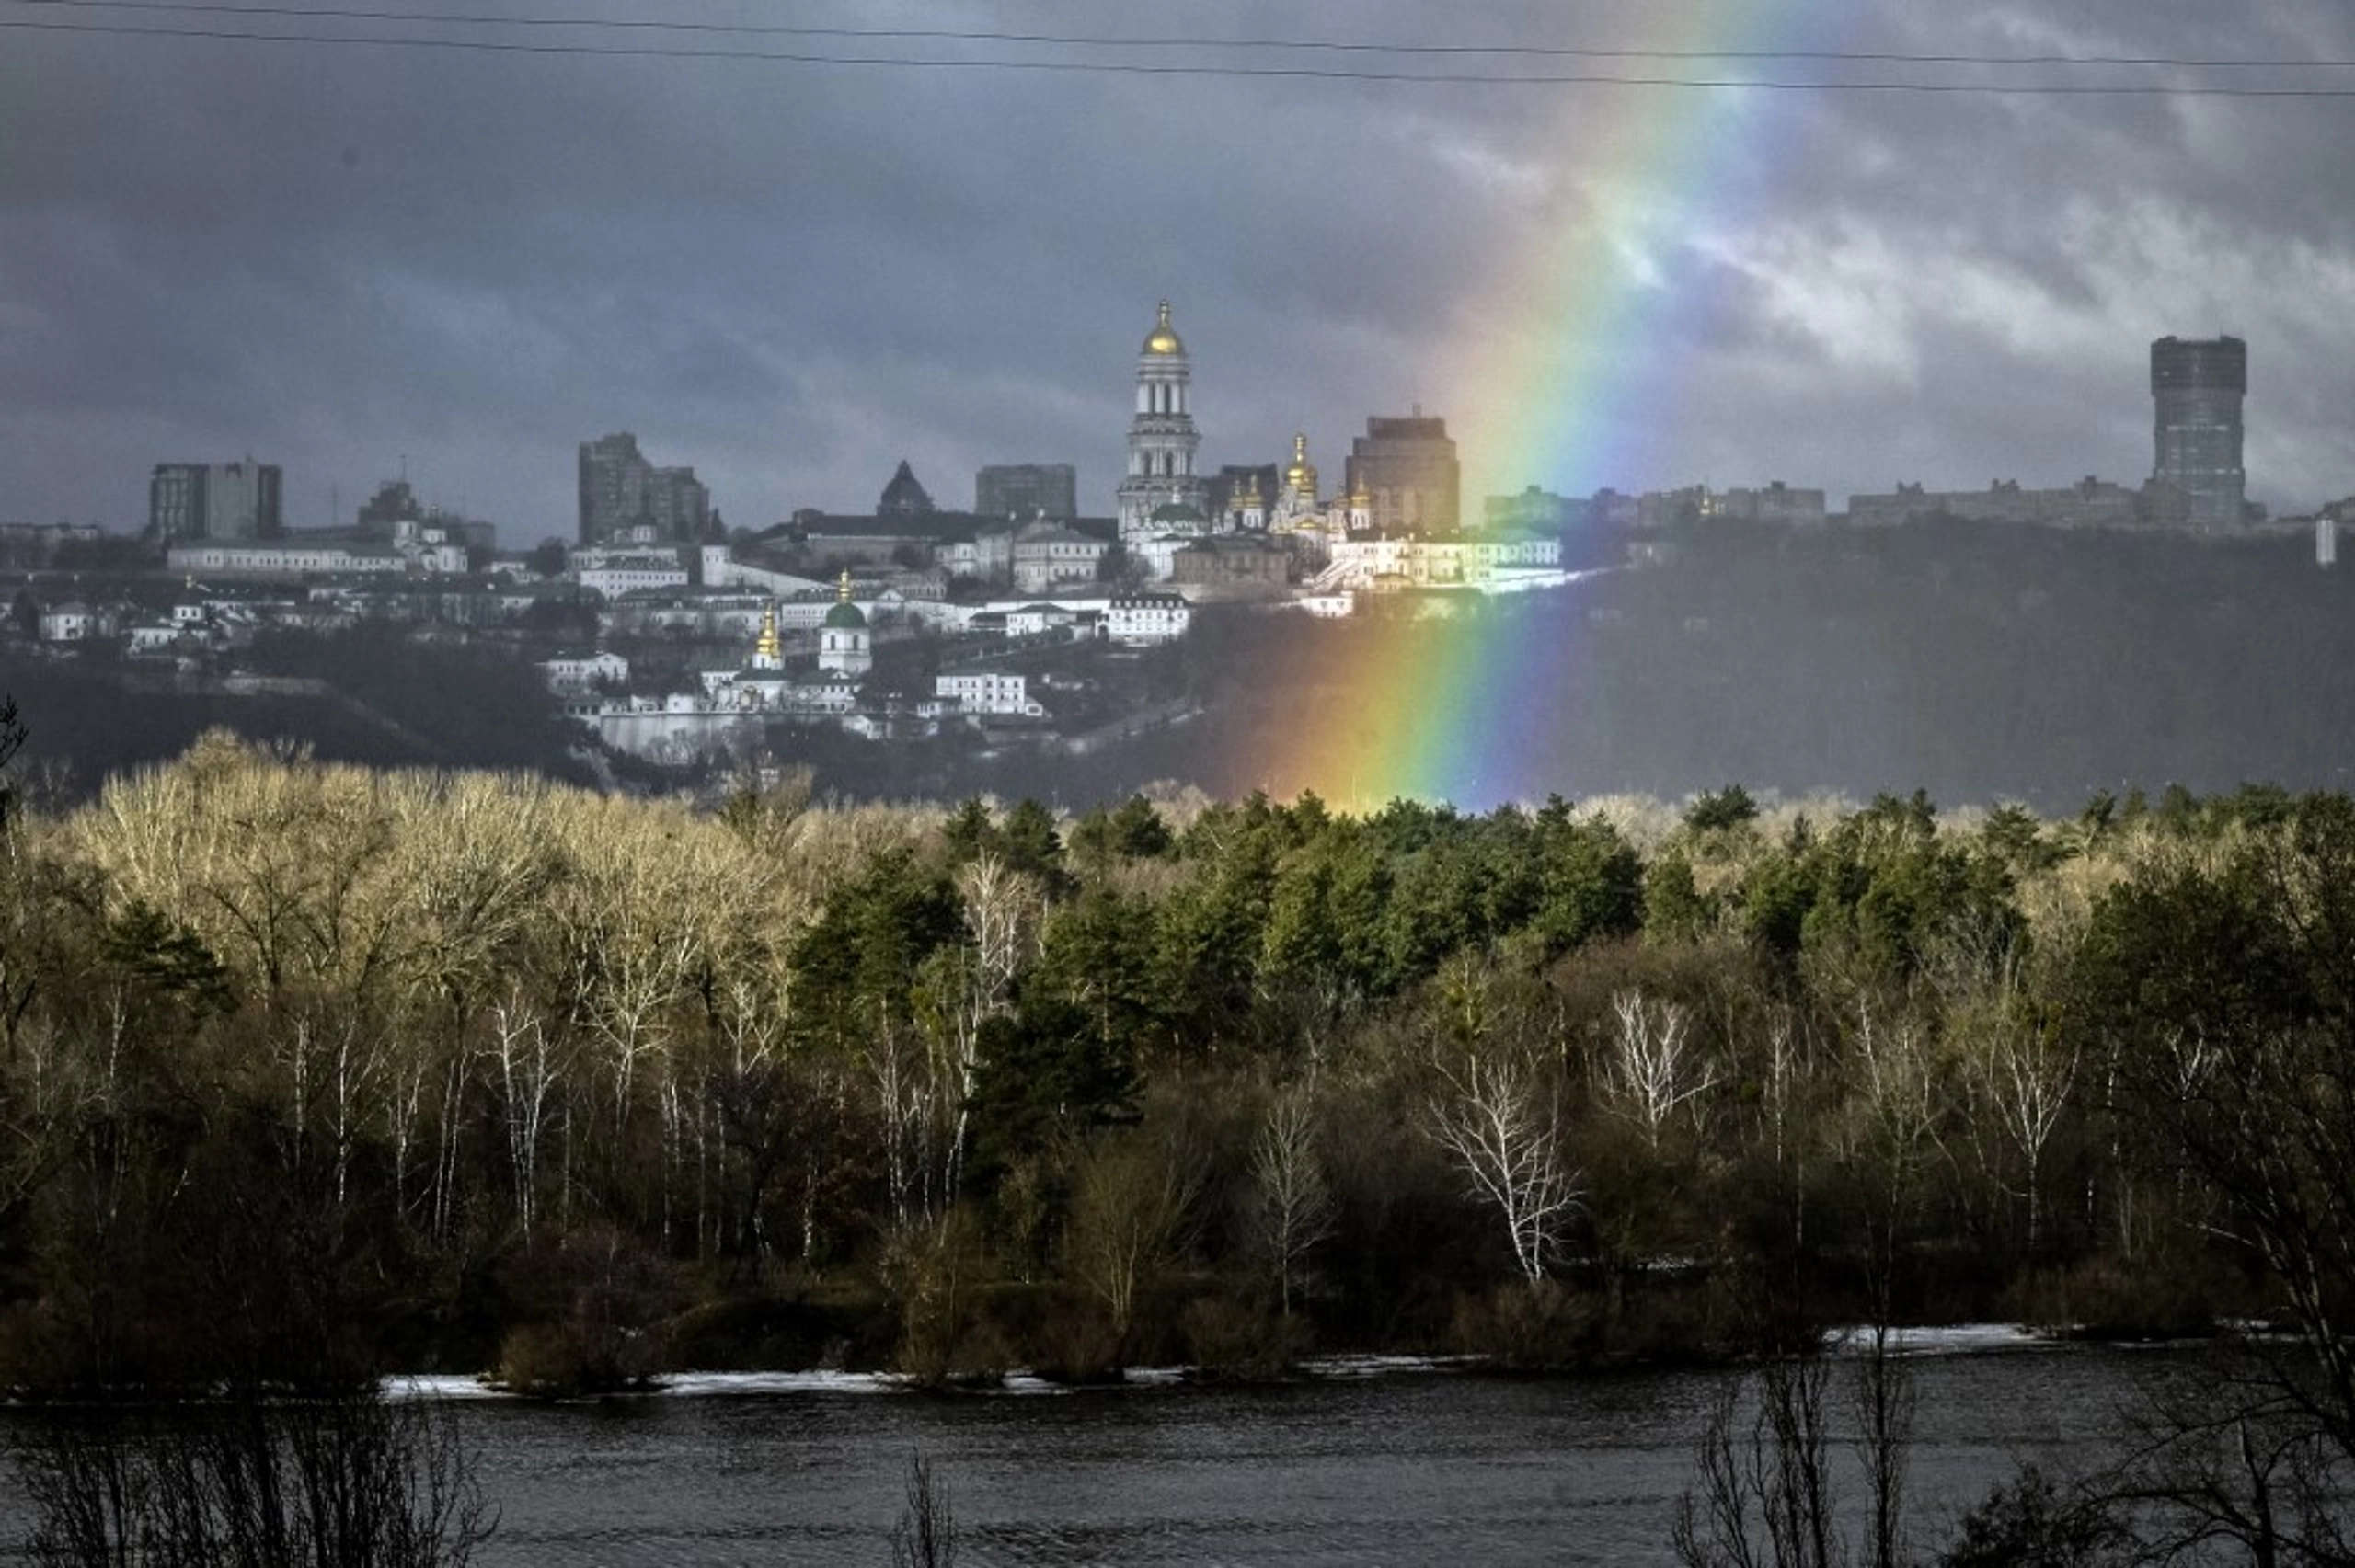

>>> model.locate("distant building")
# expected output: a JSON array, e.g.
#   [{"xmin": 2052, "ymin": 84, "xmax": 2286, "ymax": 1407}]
[
  {"xmin": 1324, "ymin": 531, "xmax": 1559, "ymax": 589},
  {"xmin": 0, "ymin": 521, "xmax": 102, "ymax": 568},
  {"xmin": 1709, "ymin": 482, "xmax": 1827, "ymax": 527},
  {"xmin": 1105, "ymin": 591, "xmax": 1192, "ymax": 646},
  {"xmin": 1345, "ymin": 413, "xmax": 1460, "ymax": 534},
  {"xmin": 878, "ymin": 460, "xmax": 936, "ymax": 519},
  {"xmin": 2151, "ymin": 335, "xmax": 2248, "ymax": 530},
  {"xmin": 570, "ymin": 545, "xmax": 691, "ymax": 599},
  {"xmin": 816, "ymin": 573, "xmax": 873, "ymax": 677},
  {"xmin": 1170, "ymin": 534, "xmax": 1290, "ymax": 589},
  {"xmin": 540, "ymin": 650, "xmax": 630, "ymax": 695},
  {"xmin": 1012, "ymin": 520, "xmax": 1111, "ymax": 593},
  {"xmin": 39, "ymin": 601, "xmax": 114, "ymax": 643},
  {"xmin": 935, "ymin": 527, "xmax": 1017, "ymax": 584},
  {"xmin": 936, "ymin": 670, "xmax": 1041, "ymax": 718},
  {"xmin": 149, "ymin": 460, "xmax": 283, "ymax": 543},
  {"xmin": 1209, "ymin": 464, "xmax": 1279, "ymax": 530},
  {"xmin": 976, "ymin": 464, "xmax": 1077, "ymax": 522},
  {"xmin": 1484, "ymin": 486, "xmax": 1584, "ymax": 532},
  {"xmin": 1845, "ymin": 475, "xmax": 2179, "ymax": 530},
  {"xmin": 1116, "ymin": 302, "xmax": 1210, "ymax": 541},
  {"xmin": 578, "ymin": 432, "xmax": 711, "ymax": 545},
  {"xmin": 356, "ymin": 478, "xmax": 425, "ymax": 539}
]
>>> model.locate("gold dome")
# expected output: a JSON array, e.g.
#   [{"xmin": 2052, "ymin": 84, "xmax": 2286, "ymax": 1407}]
[
  {"xmin": 1284, "ymin": 431, "xmax": 1317, "ymax": 494},
  {"xmin": 1142, "ymin": 300, "xmax": 1185, "ymax": 357}
]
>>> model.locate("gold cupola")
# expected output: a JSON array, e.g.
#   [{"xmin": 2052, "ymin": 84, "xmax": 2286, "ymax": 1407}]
[
  {"xmin": 753, "ymin": 601, "xmax": 781, "ymax": 663},
  {"xmin": 1142, "ymin": 300, "xmax": 1185, "ymax": 357},
  {"xmin": 1284, "ymin": 431, "xmax": 1318, "ymax": 498}
]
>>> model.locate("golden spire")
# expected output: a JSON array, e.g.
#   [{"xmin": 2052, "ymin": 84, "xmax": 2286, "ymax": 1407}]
[
  {"xmin": 754, "ymin": 601, "xmax": 781, "ymax": 662},
  {"xmin": 837, "ymin": 569, "xmax": 853, "ymax": 602}
]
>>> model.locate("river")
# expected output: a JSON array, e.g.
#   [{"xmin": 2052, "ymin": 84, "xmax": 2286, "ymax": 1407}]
[{"xmin": 378, "ymin": 1336, "xmax": 2191, "ymax": 1566}]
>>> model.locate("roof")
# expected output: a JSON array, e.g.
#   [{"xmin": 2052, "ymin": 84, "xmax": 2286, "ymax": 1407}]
[
  {"xmin": 1142, "ymin": 300, "xmax": 1185, "ymax": 357},
  {"xmin": 823, "ymin": 599, "xmax": 868, "ymax": 630},
  {"xmin": 878, "ymin": 460, "xmax": 936, "ymax": 517}
]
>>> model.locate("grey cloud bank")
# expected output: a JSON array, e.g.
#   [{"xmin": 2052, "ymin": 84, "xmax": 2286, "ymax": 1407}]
[{"xmin": 4, "ymin": 1, "xmax": 2352, "ymax": 541}]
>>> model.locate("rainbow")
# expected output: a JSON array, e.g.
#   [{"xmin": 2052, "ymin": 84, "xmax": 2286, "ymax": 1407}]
[{"xmin": 1258, "ymin": 11, "xmax": 1796, "ymax": 812}]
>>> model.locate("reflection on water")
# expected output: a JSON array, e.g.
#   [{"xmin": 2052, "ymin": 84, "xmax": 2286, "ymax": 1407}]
[{"xmin": 432, "ymin": 1347, "xmax": 2176, "ymax": 1567}]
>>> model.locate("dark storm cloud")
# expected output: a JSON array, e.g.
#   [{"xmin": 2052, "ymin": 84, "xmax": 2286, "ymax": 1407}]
[{"xmin": 4, "ymin": 0, "xmax": 2353, "ymax": 537}]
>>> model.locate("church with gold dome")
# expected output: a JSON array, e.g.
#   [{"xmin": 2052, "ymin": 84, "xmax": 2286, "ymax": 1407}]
[{"xmin": 1114, "ymin": 300, "xmax": 1374, "ymax": 584}]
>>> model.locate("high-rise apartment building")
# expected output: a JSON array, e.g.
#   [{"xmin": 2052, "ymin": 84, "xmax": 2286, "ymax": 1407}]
[
  {"xmin": 2150, "ymin": 335, "xmax": 2247, "ymax": 530},
  {"xmin": 976, "ymin": 464, "xmax": 1077, "ymax": 522},
  {"xmin": 148, "ymin": 460, "xmax": 283, "ymax": 543},
  {"xmin": 1345, "ymin": 413, "xmax": 1460, "ymax": 534},
  {"xmin": 578, "ymin": 432, "xmax": 712, "ymax": 545}
]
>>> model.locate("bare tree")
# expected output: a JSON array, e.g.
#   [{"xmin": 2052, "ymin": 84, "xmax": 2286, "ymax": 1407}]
[
  {"xmin": 1427, "ymin": 1053, "xmax": 1581, "ymax": 1284},
  {"xmin": 1601, "ymin": 988, "xmax": 1718, "ymax": 1149},
  {"xmin": 1244, "ymin": 1086, "xmax": 1337, "ymax": 1316},
  {"xmin": 1672, "ymin": 1335, "xmax": 1915, "ymax": 1568},
  {"xmin": 13, "ymin": 1389, "xmax": 494, "ymax": 1568},
  {"xmin": 888, "ymin": 1449, "xmax": 958, "ymax": 1568},
  {"xmin": 1066, "ymin": 1132, "xmax": 1200, "ymax": 1355},
  {"xmin": 482, "ymin": 990, "xmax": 569, "ymax": 1242},
  {"xmin": 1673, "ymin": 1354, "xmax": 1838, "ymax": 1568},
  {"xmin": 1968, "ymin": 1006, "xmax": 2078, "ymax": 1253}
]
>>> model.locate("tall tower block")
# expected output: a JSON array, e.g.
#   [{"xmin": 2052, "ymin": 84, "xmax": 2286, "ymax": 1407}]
[{"xmin": 2150, "ymin": 335, "xmax": 2246, "ymax": 531}]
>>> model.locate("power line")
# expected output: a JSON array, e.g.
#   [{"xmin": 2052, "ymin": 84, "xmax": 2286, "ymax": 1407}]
[
  {"xmin": 13, "ymin": 0, "xmax": 2355, "ymax": 72},
  {"xmin": 7, "ymin": 8, "xmax": 2355, "ymax": 94}
]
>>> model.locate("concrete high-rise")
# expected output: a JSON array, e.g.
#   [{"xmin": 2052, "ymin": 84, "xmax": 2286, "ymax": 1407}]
[
  {"xmin": 148, "ymin": 460, "xmax": 283, "ymax": 543},
  {"xmin": 2150, "ymin": 336, "xmax": 2246, "ymax": 530},
  {"xmin": 578, "ymin": 432, "xmax": 711, "ymax": 545},
  {"xmin": 1345, "ymin": 412, "xmax": 1460, "ymax": 534}
]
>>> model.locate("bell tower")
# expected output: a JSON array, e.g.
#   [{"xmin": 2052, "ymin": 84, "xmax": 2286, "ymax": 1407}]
[{"xmin": 1116, "ymin": 301, "xmax": 1209, "ymax": 541}]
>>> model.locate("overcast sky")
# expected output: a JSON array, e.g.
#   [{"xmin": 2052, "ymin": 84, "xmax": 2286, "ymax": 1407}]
[{"xmin": 5, "ymin": 1, "xmax": 2353, "ymax": 543}]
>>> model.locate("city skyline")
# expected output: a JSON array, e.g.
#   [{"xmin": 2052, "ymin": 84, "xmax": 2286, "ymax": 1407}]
[{"xmin": 6, "ymin": 2, "xmax": 2355, "ymax": 538}]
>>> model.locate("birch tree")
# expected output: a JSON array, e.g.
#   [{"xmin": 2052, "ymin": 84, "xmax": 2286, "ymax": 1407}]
[
  {"xmin": 1244, "ymin": 1086, "xmax": 1336, "ymax": 1315},
  {"xmin": 1427, "ymin": 1052, "xmax": 1581, "ymax": 1284},
  {"xmin": 1600, "ymin": 988, "xmax": 1718, "ymax": 1149}
]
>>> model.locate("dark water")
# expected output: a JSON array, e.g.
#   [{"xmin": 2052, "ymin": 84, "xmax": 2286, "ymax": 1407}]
[{"xmin": 408, "ymin": 1346, "xmax": 2177, "ymax": 1566}]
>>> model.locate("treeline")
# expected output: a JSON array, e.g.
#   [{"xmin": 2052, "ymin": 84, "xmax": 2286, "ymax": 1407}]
[
  {"xmin": 1162, "ymin": 520, "xmax": 2355, "ymax": 810},
  {"xmin": 0, "ymin": 727, "xmax": 2349, "ymax": 1392}
]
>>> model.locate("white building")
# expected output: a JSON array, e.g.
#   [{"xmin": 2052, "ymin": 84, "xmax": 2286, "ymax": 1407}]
[
  {"xmin": 167, "ymin": 540, "xmax": 403, "ymax": 578},
  {"xmin": 935, "ymin": 527, "xmax": 1017, "ymax": 584},
  {"xmin": 126, "ymin": 621, "xmax": 183, "ymax": 656},
  {"xmin": 1005, "ymin": 602, "xmax": 1080, "ymax": 638},
  {"xmin": 1322, "ymin": 530, "xmax": 1561, "ymax": 589},
  {"xmin": 540, "ymin": 650, "xmax": 630, "ymax": 695},
  {"xmin": 1011, "ymin": 521, "xmax": 1111, "ymax": 593},
  {"xmin": 38, "ymin": 602, "xmax": 113, "ymax": 642},
  {"xmin": 1105, "ymin": 591, "xmax": 1192, "ymax": 646},
  {"xmin": 572, "ymin": 545, "xmax": 691, "ymax": 599},
  {"xmin": 937, "ymin": 670, "xmax": 1043, "ymax": 718},
  {"xmin": 696, "ymin": 546, "xmax": 830, "ymax": 599}
]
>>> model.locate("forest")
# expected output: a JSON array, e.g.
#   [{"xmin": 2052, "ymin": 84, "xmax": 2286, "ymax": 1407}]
[
  {"xmin": 0, "ymin": 704, "xmax": 2349, "ymax": 1386},
  {"xmin": 9, "ymin": 688, "xmax": 2355, "ymax": 1559}
]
